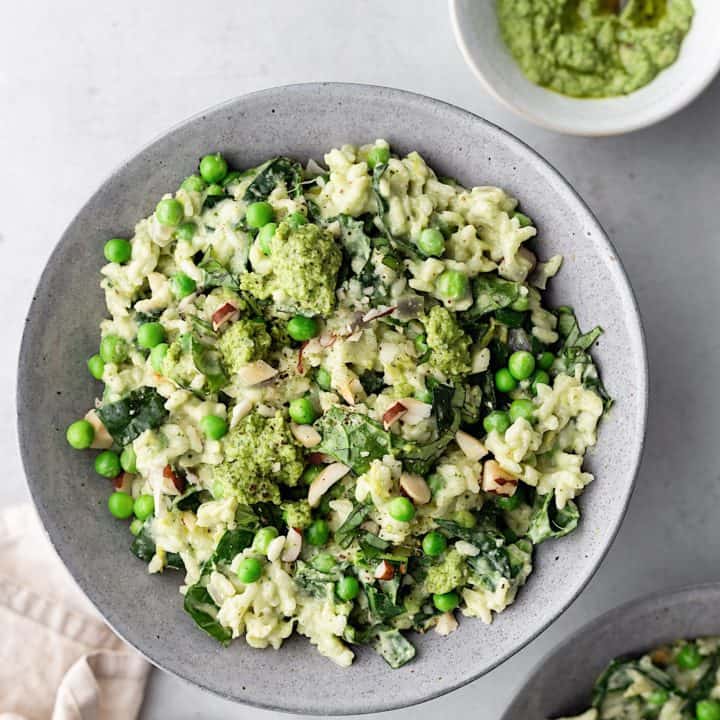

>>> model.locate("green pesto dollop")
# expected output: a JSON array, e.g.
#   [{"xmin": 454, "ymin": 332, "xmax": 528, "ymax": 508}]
[
  {"xmin": 161, "ymin": 335, "xmax": 198, "ymax": 386},
  {"xmin": 241, "ymin": 222, "xmax": 342, "ymax": 316},
  {"xmin": 497, "ymin": 0, "xmax": 694, "ymax": 98},
  {"xmin": 282, "ymin": 499, "xmax": 312, "ymax": 530},
  {"xmin": 423, "ymin": 306, "xmax": 471, "ymax": 376},
  {"xmin": 424, "ymin": 549, "xmax": 467, "ymax": 595},
  {"xmin": 217, "ymin": 318, "xmax": 271, "ymax": 374},
  {"xmin": 213, "ymin": 411, "xmax": 303, "ymax": 504}
]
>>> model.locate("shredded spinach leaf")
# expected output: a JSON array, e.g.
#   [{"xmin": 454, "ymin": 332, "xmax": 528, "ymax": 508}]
[
  {"xmin": 336, "ymin": 214, "xmax": 372, "ymax": 275},
  {"xmin": 97, "ymin": 386, "xmax": 168, "ymax": 446},
  {"xmin": 526, "ymin": 492, "xmax": 580, "ymax": 543},
  {"xmin": 463, "ymin": 274, "xmax": 522, "ymax": 321},
  {"xmin": 364, "ymin": 584, "xmax": 404, "ymax": 624},
  {"xmin": 435, "ymin": 519, "xmax": 512, "ymax": 580},
  {"xmin": 189, "ymin": 335, "xmax": 228, "ymax": 394},
  {"xmin": 183, "ymin": 585, "xmax": 232, "ymax": 646},
  {"xmin": 315, "ymin": 406, "xmax": 393, "ymax": 474},
  {"xmin": 397, "ymin": 408, "xmax": 461, "ymax": 475},
  {"xmin": 373, "ymin": 628, "xmax": 416, "ymax": 669},
  {"xmin": 174, "ymin": 488, "xmax": 207, "ymax": 513},
  {"xmin": 335, "ymin": 501, "xmax": 373, "ymax": 548},
  {"xmin": 243, "ymin": 157, "xmax": 303, "ymax": 202},
  {"xmin": 428, "ymin": 379, "xmax": 455, "ymax": 434},
  {"xmin": 199, "ymin": 247, "xmax": 242, "ymax": 291}
]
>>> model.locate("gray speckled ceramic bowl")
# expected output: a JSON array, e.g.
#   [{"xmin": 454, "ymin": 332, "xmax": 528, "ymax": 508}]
[
  {"xmin": 502, "ymin": 584, "xmax": 720, "ymax": 719},
  {"xmin": 17, "ymin": 83, "xmax": 647, "ymax": 715}
]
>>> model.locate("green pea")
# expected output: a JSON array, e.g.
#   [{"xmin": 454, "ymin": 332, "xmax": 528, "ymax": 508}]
[
  {"xmin": 99, "ymin": 335, "xmax": 128, "ymax": 364},
  {"xmin": 257, "ymin": 222, "xmax": 277, "ymax": 255},
  {"xmin": 155, "ymin": 198, "xmax": 184, "ymax": 226},
  {"xmin": 508, "ymin": 351, "xmax": 536, "ymax": 381},
  {"xmin": 414, "ymin": 333, "xmax": 429, "ymax": 356},
  {"xmin": 95, "ymin": 450, "xmax": 121, "ymax": 478},
  {"xmin": 66, "ymin": 420, "xmax": 95, "ymax": 449},
  {"xmin": 133, "ymin": 494, "xmax": 155, "ymax": 520},
  {"xmin": 246, "ymin": 201, "xmax": 274, "ymax": 229},
  {"xmin": 200, "ymin": 414, "xmax": 228, "ymax": 440},
  {"xmin": 366, "ymin": 146, "xmax": 390, "ymax": 169},
  {"xmin": 150, "ymin": 343, "xmax": 168, "ymax": 373},
  {"xmin": 103, "ymin": 238, "xmax": 131, "ymax": 264},
  {"xmin": 388, "ymin": 497, "xmax": 416, "ymax": 523},
  {"xmin": 483, "ymin": 410, "xmax": 511, "ymax": 434},
  {"xmin": 171, "ymin": 272, "xmax": 197, "ymax": 299},
  {"xmin": 453, "ymin": 509, "xmax": 476, "ymax": 529},
  {"xmin": 206, "ymin": 183, "xmax": 224, "ymax": 197},
  {"xmin": 509, "ymin": 399, "xmax": 535, "ymax": 423},
  {"xmin": 175, "ymin": 222, "xmax": 197, "ymax": 242},
  {"xmin": 236, "ymin": 557, "xmax": 263, "ymax": 584},
  {"xmin": 120, "ymin": 445, "xmax": 137, "ymax": 473},
  {"xmin": 87, "ymin": 354, "xmax": 105, "ymax": 380},
  {"xmin": 510, "ymin": 295, "xmax": 530, "ymax": 312},
  {"xmin": 531, "ymin": 370, "xmax": 550, "ymax": 394},
  {"xmin": 435, "ymin": 269, "xmax": 469, "ymax": 301},
  {"xmin": 433, "ymin": 591, "xmax": 460, "ymax": 612},
  {"xmin": 336, "ymin": 576, "xmax": 360, "ymax": 601},
  {"xmin": 537, "ymin": 351, "xmax": 555, "ymax": 370},
  {"xmin": 696, "ymin": 700, "xmax": 720, "ymax": 720},
  {"xmin": 315, "ymin": 367, "xmax": 332, "ymax": 391},
  {"xmin": 287, "ymin": 315, "xmax": 319, "ymax": 341},
  {"xmin": 181, "ymin": 174, "xmax": 206, "ymax": 193},
  {"xmin": 302, "ymin": 465, "xmax": 323, "ymax": 485},
  {"xmin": 417, "ymin": 228, "xmax": 445, "ymax": 257},
  {"xmin": 129, "ymin": 518, "xmax": 144, "ymax": 536},
  {"xmin": 514, "ymin": 211, "xmax": 533, "ymax": 228},
  {"xmin": 199, "ymin": 153, "xmax": 228, "ymax": 184},
  {"xmin": 287, "ymin": 211, "xmax": 308, "ymax": 228},
  {"xmin": 253, "ymin": 527, "xmax": 279, "ymax": 554},
  {"xmin": 212, "ymin": 480, "xmax": 225, "ymax": 499},
  {"xmin": 306, "ymin": 519, "xmax": 330, "ymax": 546},
  {"xmin": 647, "ymin": 690, "xmax": 669, "ymax": 707},
  {"xmin": 422, "ymin": 531, "xmax": 447, "ymax": 557},
  {"xmin": 427, "ymin": 473, "xmax": 445, "ymax": 495},
  {"xmin": 137, "ymin": 322, "xmax": 166, "ymax": 349},
  {"xmin": 312, "ymin": 553, "xmax": 336, "ymax": 572},
  {"xmin": 494, "ymin": 368, "xmax": 517, "ymax": 393},
  {"xmin": 108, "ymin": 491, "xmax": 134, "ymax": 519},
  {"xmin": 289, "ymin": 397, "xmax": 317, "ymax": 425},
  {"xmin": 676, "ymin": 643, "xmax": 702, "ymax": 670},
  {"xmin": 496, "ymin": 492, "xmax": 520, "ymax": 511}
]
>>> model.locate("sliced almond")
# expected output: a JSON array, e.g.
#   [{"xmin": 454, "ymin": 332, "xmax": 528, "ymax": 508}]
[
  {"xmin": 337, "ymin": 376, "xmax": 364, "ymax": 406},
  {"xmin": 360, "ymin": 520, "xmax": 380, "ymax": 535},
  {"xmin": 308, "ymin": 462, "xmax": 351, "ymax": 507},
  {"xmin": 306, "ymin": 452, "xmax": 333, "ymax": 465},
  {"xmin": 291, "ymin": 423, "xmax": 321, "ymax": 448},
  {"xmin": 235, "ymin": 360, "xmax": 278, "ymax": 387},
  {"xmin": 399, "ymin": 472, "xmax": 431, "ymax": 505},
  {"xmin": 382, "ymin": 401, "xmax": 407, "ymax": 430},
  {"xmin": 164, "ymin": 464, "xmax": 186, "ymax": 494},
  {"xmin": 84, "ymin": 409, "xmax": 113, "ymax": 449},
  {"xmin": 361, "ymin": 306, "xmax": 397, "ymax": 324},
  {"xmin": 374, "ymin": 560, "xmax": 394, "ymax": 581},
  {"xmin": 211, "ymin": 302, "xmax": 239, "ymax": 331},
  {"xmin": 435, "ymin": 612, "xmax": 459, "ymax": 636},
  {"xmin": 455, "ymin": 430, "xmax": 488, "ymax": 462},
  {"xmin": 482, "ymin": 459, "xmax": 518, "ymax": 497},
  {"xmin": 281, "ymin": 528, "xmax": 302, "ymax": 562},
  {"xmin": 113, "ymin": 472, "xmax": 133, "ymax": 493},
  {"xmin": 267, "ymin": 535, "xmax": 287, "ymax": 562},
  {"xmin": 230, "ymin": 398, "xmax": 254, "ymax": 428},
  {"xmin": 399, "ymin": 398, "xmax": 432, "ymax": 425}
]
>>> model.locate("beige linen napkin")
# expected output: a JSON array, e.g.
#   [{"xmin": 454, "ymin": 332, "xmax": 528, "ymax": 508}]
[{"xmin": 0, "ymin": 504, "xmax": 149, "ymax": 720}]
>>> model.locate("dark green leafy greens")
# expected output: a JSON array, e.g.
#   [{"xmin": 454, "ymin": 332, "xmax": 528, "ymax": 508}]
[
  {"xmin": 243, "ymin": 157, "xmax": 303, "ymax": 202},
  {"xmin": 97, "ymin": 387, "xmax": 168, "ymax": 446},
  {"xmin": 463, "ymin": 274, "xmax": 522, "ymax": 322},
  {"xmin": 315, "ymin": 407, "xmax": 393, "ymax": 474},
  {"xmin": 199, "ymin": 247, "xmax": 242, "ymax": 290},
  {"xmin": 372, "ymin": 629, "xmax": 416, "ymax": 669},
  {"xmin": 526, "ymin": 492, "xmax": 580, "ymax": 543},
  {"xmin": 336, "ymin": 214, "xmax": 372, "ymax": 274}
]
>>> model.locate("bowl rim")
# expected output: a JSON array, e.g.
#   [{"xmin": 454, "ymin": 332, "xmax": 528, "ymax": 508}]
[
  {"xmin": 17, "ymin": 82, "xmax": 648, "ymax": 714},
  {"xmin": 500, "ymin": 582, "xmax": 720, "ymax": 719},
  {"xmin": 448, "ymin": 0, "xmax": 720, "ymax": 137}
]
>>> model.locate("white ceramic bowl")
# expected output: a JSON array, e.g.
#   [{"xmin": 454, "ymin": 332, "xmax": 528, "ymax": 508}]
[{"xmin": 449, "ymin": 0, "xmax": 720, "ymax": 136}]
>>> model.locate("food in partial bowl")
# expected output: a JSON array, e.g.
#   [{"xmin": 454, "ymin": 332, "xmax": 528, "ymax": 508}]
[
  {"xmin": 557, "ymin": 638, "xmax": 720, "ymax": 720},
  {"xmin": 497, "ymin": 0, "xmax": 694, "ymax": 99},
  {"xmin": 65, "ymin": 141, "xmax": 610, "ymax": 668}
]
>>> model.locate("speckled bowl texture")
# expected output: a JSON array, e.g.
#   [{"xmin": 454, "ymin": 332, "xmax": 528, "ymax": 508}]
[
  {"xmin": 18, "ymin": 84, "xmax": 647, "ymax": 715},
  {"xmin": 502, "ymin": 584, "xmax": 720, "ymax": 719}
]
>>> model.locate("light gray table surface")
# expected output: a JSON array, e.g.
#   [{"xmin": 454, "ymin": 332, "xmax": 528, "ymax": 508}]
[{"xmin": 2, "ymin": 1, "xmax": 719, "ymax": 718}]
